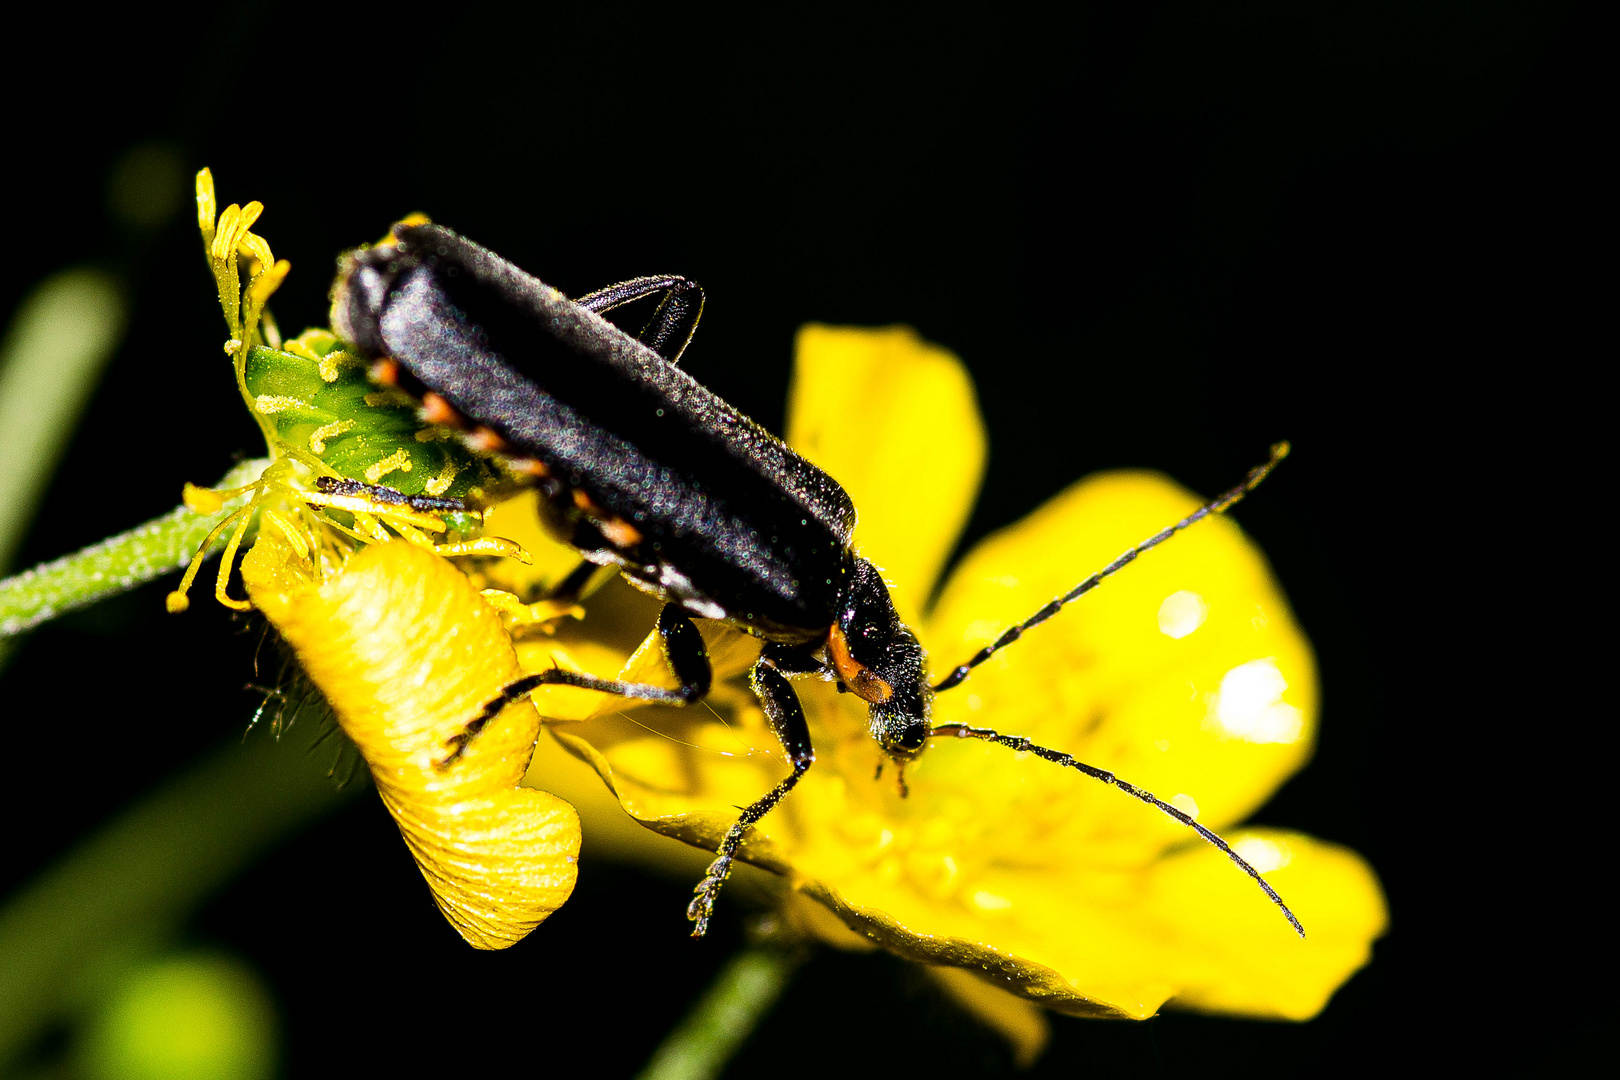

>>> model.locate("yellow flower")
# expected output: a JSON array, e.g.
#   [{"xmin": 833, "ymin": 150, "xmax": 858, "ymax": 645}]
[
  {"xmin": 177, "ymin": 171, "xmax": 580, "ymax": 950},
  {"xmin": 240, "ymin": 532, "xmax": 580, "ymax": 950},
  {"xmin": 518, "ymin": 325, "xmax": 1386, "ymax": 1029},
  {"xmin": 180, "ymin": 170, "xmax": 1381, "ymax": 1029}
]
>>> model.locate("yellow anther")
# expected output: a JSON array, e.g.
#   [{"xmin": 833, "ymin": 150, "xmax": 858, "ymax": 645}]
[
  {"xmin": 423, "ymin": 459, "xmax": 462, "ymax": 495},
  {"xmin": 196, "ymin": 169, "xmax": 217, "ymax": 248},
  {"xmin": 212, "ymin": 203, "xmax": 241, "ymax": 262},
  {"xmin": 308, "ymin": 419, "xmax": 355, "ymax": 454},
  {"xmin": 216, "ymin": 201, "xmax": 263, "ymax": 264},
  {"xmin": 261, "ymin": 509, "xmax": 310, "ymax": 560},
  {"xmin": 168, "ymin": 503, "xmax": 254, "ymax": 615},
  {"xmin": 252, "ymin": 394, "xmax": 307, "ymax": 415},
  {"xmin": 317, "ymin": 350, "xmax": 356, "ymax": 383},
  {"xmin": 239, "ymin": 230, "xmax": 274, "ymax": 270},
  {"xmin": 364, "ymin": 449, "xmax": 413, "ymax": 483},
  {"xmin": 355, "ymin": 514, "xmax": 393, "ymax": 544},
  {"xmin": 242, "ymin": 258, "xmax": 289, "ymax": 344},
  {"xmin": 182, "ymin": 483, "xmax": 225, "ymax": 514}
]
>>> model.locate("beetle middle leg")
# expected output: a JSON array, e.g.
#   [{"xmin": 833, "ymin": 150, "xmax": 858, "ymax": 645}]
[{"xmin": 686, "ymin": 659, "xmax": 814, "ymax": 937}]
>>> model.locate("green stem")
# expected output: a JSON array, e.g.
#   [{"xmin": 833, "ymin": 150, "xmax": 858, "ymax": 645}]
[
  {"xmin": 634, "ymin": 945, "xmax": 806, "ymax": 1080},
  {"xmin": 0, "ymin": 269, "xmax": 129, "ymax": 572},
  {"xmin": 0, "ymin": 459, "xmax": 268, "ymax": 638}
]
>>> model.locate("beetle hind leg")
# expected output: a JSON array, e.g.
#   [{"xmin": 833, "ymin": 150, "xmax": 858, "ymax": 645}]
[
  {"xmin": 573, "ymin": 275, "xmax": 705, "ymax": 364},
  {"xmin": 438, "ymin": 603, "xmax": 712, "ymax": 767}
]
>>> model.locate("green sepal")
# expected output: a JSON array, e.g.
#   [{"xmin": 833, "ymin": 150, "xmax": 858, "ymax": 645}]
[{"xmin": 242, "ymin": 340, "xmax": 503, "ymax": 529}]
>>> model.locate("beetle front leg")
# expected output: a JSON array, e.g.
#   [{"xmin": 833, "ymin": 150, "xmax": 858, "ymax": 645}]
[
  {"xmin": 687, "ymin": 659, "xmax": 814, "ymax": 937},
  {"xmin": 438, "ymin": 603, "xmax": 711, "ymax": 765}
]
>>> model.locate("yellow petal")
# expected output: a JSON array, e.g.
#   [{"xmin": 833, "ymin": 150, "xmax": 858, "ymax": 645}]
[
  {"xmin": 786, "ymin": 325, "xmax": 986, "ymax": 618},
  {"xmin": 924, "ymin": 470, "xmax": 1317, "ymax": 844},
  {"xmin": 1139, "ymin": 829, "xmax": 1387, "ymax": 1019},
  {"xmin": 523, "ymin": 725, "xmax": 715, "ymax": 875},
  {"xmin": 476, "ymin": 487, "xmax": 591, "ymax": 588},
  {"xmin": 926, "ymin": 965, "xmax": 1050, "ymax": 1067},
  {"xmin": 242, "ymin": 536, "xmax": 580, "ymax": 949},
  {"xmin": 788, "ymin": 826, "xmax": 1383, "ymax": 1020}
]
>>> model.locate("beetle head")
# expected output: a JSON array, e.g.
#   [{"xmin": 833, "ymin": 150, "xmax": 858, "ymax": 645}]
[{"xmin": 831, "ymin": 559, "xmax": 932, "ymax": 760}]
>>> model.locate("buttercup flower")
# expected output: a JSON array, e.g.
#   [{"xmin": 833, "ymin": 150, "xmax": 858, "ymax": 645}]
[
  {"xmin": 242, "ymin": 536, "xmax": 579, "ymax": 949},
  {"xmin": 180, "ymin": 171, "xmax": 1383, "ymax": 1034},
  {"xmin": 512, "ymin": 325, "xmax": 1387, "ymax": 1031},
  {"xmin": 177, "ymin": 172, "xmax": 580, "ymax": 948}
]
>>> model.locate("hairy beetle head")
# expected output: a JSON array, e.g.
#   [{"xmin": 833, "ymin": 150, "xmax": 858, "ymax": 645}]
[{"xmin": 839, "ymin": 559, "xmax": 932, "ymax": 759}]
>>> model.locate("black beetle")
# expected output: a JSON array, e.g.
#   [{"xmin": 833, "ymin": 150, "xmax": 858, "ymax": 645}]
[{"xmin": 330, "ymin": 223, "xmax": 1302, "ymax": 938}]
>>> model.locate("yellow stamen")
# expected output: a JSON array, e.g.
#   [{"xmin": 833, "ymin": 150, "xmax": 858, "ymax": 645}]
[
  {"xmin": 308, "ymin": 419, "xmax": 355, "ymax": 454},
  {"xmin": 166, "ymin": 503, "xmax": 253, "ymax": 613},
  {"xmin": 252, "ymin": 395, "xmax": 308, "ymax": 415},
  {"xmin": 261, "ymin": 508, "xmax": 311, "ymax": 560},
  {"xmin": 317, "ymin": 350, "xmax": 357, "ymax": 383},
  {"xmin": 364, "ymin": 449, "xmax": 413, "ymax": 484},
  {"xmin": 213, "ymin": 497, "xmax": 259, "ymax": 611}
]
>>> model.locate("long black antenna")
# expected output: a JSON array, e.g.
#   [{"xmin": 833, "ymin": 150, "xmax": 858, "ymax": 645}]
[
  {"xmin": 932, "ymin": 442, "xmax": 1289, "ymax": 693},
  {"xmin": 930, "ymin": 722, "xmax": 1305, "ymax": 937}
]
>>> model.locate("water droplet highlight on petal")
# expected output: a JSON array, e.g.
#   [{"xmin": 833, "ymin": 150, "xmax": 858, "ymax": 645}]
[
  {"xmin": 1209, "ymin": 658, "xmax": 1304, "ymax": 743},
  {"xmin": 971, "ymin": 890, "xmax": 1013, "ymax": 911},
  {"xmin": 1157, "ymin": 589, "xmax": 1209, "ymax": 639},
  {"xmin": 1232, "ymin": 835, "xmax": 1292, "ymax": 874}
]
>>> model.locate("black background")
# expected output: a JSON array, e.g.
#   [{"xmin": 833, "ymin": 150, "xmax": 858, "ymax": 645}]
[{"xmin": 2, "ymin": 2, "xmax": 1593, "ymax": 1075}]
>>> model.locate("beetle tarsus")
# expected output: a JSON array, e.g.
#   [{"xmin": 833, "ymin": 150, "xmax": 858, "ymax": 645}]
[
  {"xmin": 687, "ymin": 852, "xmax": 735, "ymax": 938},
  {"xmin": 685, "ymin": 717, "xmax": 811, "ymax": 937}
]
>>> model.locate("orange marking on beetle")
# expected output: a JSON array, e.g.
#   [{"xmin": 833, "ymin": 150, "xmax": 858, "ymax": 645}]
[
  {"xmin": 564, "ymin": 487, "xmax": 642, "ymax": 548},
  {"xmin": 826, "ymin": 624, "xmax": 893, "ymax": 704},
  {"xmin": 370, "ymin": 358, "xmax": 401, "ymax": 386},
  {"xmin": 469, "ymin": 427, "xmax": 507, "ymax": 453},
  {"xmin": 508, "ymin": 457, "xmax": 551, "ymax": 478},
  {"xmin": 598, "ymin": 517, "xmax": 644, "ymax": 549},
  {"xmin": 421, "ymin": 392, "xmax": 464, "ymax": 427}
]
